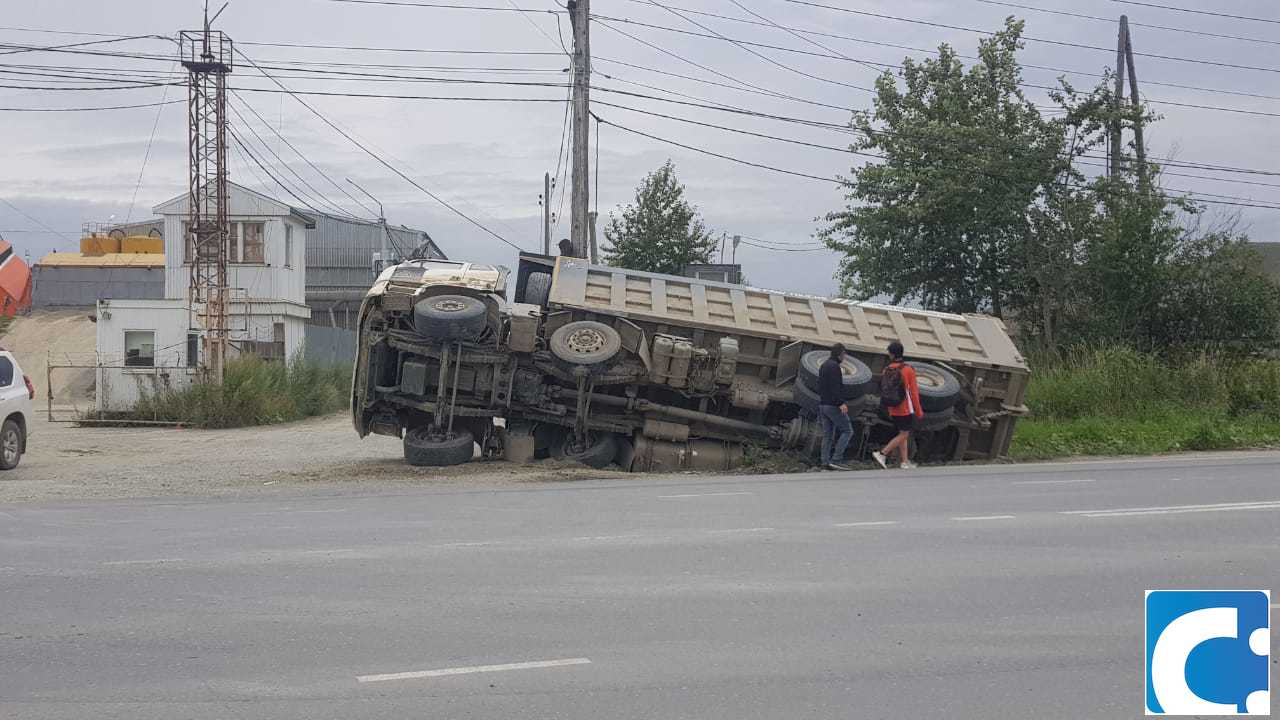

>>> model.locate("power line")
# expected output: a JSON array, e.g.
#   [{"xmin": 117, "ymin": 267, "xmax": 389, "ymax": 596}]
[
  {"xmin": 784, "ymin": 0, "xmax": 1280, "ymax": 75},
  {"xmin": 0, "ymin": 99, "xmax": 182, "ymax": 111},
  {"xmin": 640, "ymin": 0, "xmax": 873, "ymax": 93},
  {"xmin": 125, "ymin": 64, "xmax": 177, "ymax": 222},
  {"xmin": 227, "ymin": 98, "xmax": 364, "ymax": 219},
  {"xmin": 1102, "ymin": 0, "xmax": 1280, "ymax": 25},
  {"xmin": 235, "ymin": 48, "xmax": 527, "ymax": 251},
  {"xmin": 969, "ymin": 0, "xmax": 1280, "ymax": 46},
  {"xmin": 229, "ymin": 90, "xmax": 378, "ymax": 217},
  {"xmin": 588, "ymin": 13, "xmax": 1280, "ymax": 114},
  {"xmin": 723, "ymin": 0, "xmax": 882, "ymax": 74},
  {"xmin": 0, "ymin": 197, "xmax": 76, "ymax": 240},
  {"xmin": 594, "ymin": 112, "xmax": 836, "ymax": 183}
]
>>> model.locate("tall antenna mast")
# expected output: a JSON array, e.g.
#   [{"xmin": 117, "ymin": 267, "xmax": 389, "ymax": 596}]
[{"xmin": 180, "ymin": 3, "xmax": 233, "ymax": 383}]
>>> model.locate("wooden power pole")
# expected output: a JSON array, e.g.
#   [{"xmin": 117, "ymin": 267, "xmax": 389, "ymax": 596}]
[
  {"xmin": 542, "ymin": 172, "xmax": 552, "ymax": 255},
  {"xmin": 568, "ymin": 0, "xmax": 591, "ymax": 259},
  {"xmin": 1109, "ymin": 15, "xmax": 1146, "ymax": 183}
]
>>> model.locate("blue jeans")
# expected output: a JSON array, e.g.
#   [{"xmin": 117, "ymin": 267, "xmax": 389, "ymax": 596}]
[{"xmin": 819, "ymin": 404, "xmax": 853, "ymax": 465}]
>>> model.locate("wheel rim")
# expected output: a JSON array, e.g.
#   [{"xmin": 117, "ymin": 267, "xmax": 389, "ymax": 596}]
[
  {"xmin": 564, "ymin": 327, "xmax": 606, "ymax": 356},
  {"xmin": 432, "ymin": 298, "xmax": 469, "ymax": 313},
  {"xmin": 914, "ymin": 366, "xmax": 948, "ymax": 390},
  {"xmin": 2, "ymin": 430, "xmax": 17, "ymax": 464}
]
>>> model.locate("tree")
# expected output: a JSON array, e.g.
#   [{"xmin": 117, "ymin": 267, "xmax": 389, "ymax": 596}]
[
  {"xmin": 602, "ymin": 160, "xmax": 717, "ymax": 275},
  {"xmin": 819, "ymin": 19, "xmax": 1063, "ymax": 315}
]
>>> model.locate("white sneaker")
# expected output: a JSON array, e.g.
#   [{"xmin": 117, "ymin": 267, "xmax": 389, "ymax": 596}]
[
  {"xmin": 871, "ymin": 451, "xmax": 888, "ymax": 469},
  {"xmin": 900, "ymin": 461, "xmax": 917, "ymax": 470}
]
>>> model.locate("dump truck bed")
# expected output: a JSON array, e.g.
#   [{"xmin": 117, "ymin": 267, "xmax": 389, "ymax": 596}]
[{"xmin": 548, "ymin": 257, "xmax": 1029, "ymax": 374}]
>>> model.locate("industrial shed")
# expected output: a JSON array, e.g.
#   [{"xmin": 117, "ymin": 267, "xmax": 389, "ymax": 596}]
[
  {"xmin": 33, "ymin": 252, "xmax": 165, "ymax": 308},
  {"xmin": 306, "ymin": 213, "xmax": 445, "ymax": 329}
]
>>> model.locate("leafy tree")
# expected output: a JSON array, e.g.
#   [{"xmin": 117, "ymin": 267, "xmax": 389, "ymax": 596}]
[
  {"xmin": 820, "ymin": 19, "xmax": 1063, "ymax": 315},
  {"xmin": 603, "ymin": 160, "xmax": 717, "ymax": 275}
]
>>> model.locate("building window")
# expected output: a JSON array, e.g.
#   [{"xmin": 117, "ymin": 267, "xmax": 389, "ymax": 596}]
[
  {"xmin": 124, "ymin": 331, "xmax": 155, "ymax": 367},
  {"xmin": 227, "ymin": 222, "xmax": 240, "ymax": 263},
  {"xmin": 241, "ymin": 222, "xmax": 264, "ymax": 264},
  {"xmin": 187, "ymin": 333, "xmax": 199, "ymax": 368},
  {"xmin": 284, "ymin": 224, "xmax": 293, "ymax": 267}
]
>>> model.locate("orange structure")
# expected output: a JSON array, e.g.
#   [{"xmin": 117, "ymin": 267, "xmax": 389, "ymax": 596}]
[{"xmin": 0, "ymin": 238, "xmax": 33, "ymax": 317}]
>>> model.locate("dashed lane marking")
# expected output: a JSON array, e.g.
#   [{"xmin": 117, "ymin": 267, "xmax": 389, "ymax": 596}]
[
  {"xmin": 953, "ymin": 515, "xmax": 1017, "ymax": 521},
  {"xmin": 1011, "ymin": 478, "xmax": 1097, "ymax": 486},
  {"xmin": 658, "ymin": 492, "xmax": 754, "ymax": 499},
  {"xmin": 834, "ymin": 521, "xmax": 899, "ymax": 528},
  {"xmin": 357, "ymin": 657, "xmax": 592, "ymax": 683}
]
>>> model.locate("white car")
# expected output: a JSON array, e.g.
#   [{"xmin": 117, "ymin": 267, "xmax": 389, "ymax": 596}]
[{"xmin": 0, "ymin": 349, "xmax": 33, "ymax": 470}]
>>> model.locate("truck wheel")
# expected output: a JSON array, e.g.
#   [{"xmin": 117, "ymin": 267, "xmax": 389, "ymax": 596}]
[
  {"xmin": 918, "ymin": 406, "xmax": 955, "ymax": 431},
  {"xmin": 404, "ymin": 427, "xmax": 475, "ymax": 467},
  {"xmin": 907, "ymin": 362, "xmax": 961, "ymax": 412},
  {"xmin": 524, "ymin": 272, "xmax": 552, "ymax": 307},
  {"xmin": 558, "ymin": 433, "xmax": 619, "ymax": 469},
  {"xmin": 413, "ymin": 294, "xmax": 487, "ymax": 341},
  {"xmin": 549, "ymin": 321, "xmax": 621, "ymax": 370},
  {"xmin": 798, "ymin": 350, "xmax": 874, "ymax": 400},
  {"xmin": 0, "ymin": 419, "xmax": 22, "ymax": 470},
  {"xmin": 793, "ymin": 379, "xmax": 820, "ymax": 417}
]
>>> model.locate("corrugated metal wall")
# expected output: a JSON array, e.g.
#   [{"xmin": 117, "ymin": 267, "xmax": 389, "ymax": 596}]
[
  {"xmin": 33, "ymin": 266, "xmax": 165, "ymax": 307},
  {"xmin": 303, "ymin": 324, "xmax": 356, "ymax": 366}
]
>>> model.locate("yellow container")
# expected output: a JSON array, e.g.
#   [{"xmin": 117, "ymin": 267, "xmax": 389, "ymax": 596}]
[
  {"xmin": 121, "ymin": 235, "xmax": 164, "ymax": 254},
  {"xmin": 79, "ymin": 236, "xmax": 121, "ymax": 255}
]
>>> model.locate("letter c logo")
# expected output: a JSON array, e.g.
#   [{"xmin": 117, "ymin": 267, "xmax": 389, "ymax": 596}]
[{"xmin": 1151, "ymin": 607, "xmax": 1238, "ymax": 714}]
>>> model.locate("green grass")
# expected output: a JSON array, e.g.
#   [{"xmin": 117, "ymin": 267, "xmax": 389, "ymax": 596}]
[
  {"xmin": 126, "ymin": 355, "xmax": 351, "ymax": 428},
  {"xmin": 1009, "ymin": 346, "xmax": 1280, "ymax": 460}
]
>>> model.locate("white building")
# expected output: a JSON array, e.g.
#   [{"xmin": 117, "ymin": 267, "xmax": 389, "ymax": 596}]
[{"xmin": 95, "ymin": 184, "xmax": 315, "ymax": 412}]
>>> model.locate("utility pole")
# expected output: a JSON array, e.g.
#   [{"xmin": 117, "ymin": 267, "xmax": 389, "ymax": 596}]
[
  {"xmin": 1122, "ymin": 18, "xmax": 1147, "ymax": 186},
  {"xmin": 347, "ymin": 179, "xmax": 390, "ymax": 271},
  {"xmin": 181, "ymin": 2, "xmax": 232, "ymax": 384},
  {"xmin": 567, "ymin": 0, "xmax": 591, "ymax": 259},
  {"xmin": 1109, "ymin": 15, "xmax": 1127, "ymax": 180},
  {"xmin": 542, "ymin": 172, "xmax": 552, "ymax": 255}
]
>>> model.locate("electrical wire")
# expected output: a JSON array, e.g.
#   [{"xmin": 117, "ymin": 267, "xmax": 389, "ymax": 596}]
[
  {"xmin": 0, "ymin": 197, "xmax": 76, "ymax": 240},
  {"xmin": 235, "ymin": 48, "xmax": 527, "ymax": 251},
  {"xmin": 640, "ymin": 0, "xmax": 873, "ymax": 93},
  {"xmin": 969, "ymin": 0, "xmax": 1280, "ymax": 46},
  {"xmin": 230, "ymin": 90, "xmax": 378, "ymax": 217},
  {"xmin": 125, "ymin": 64, "xmax": 177, "ymax": 222},
  {"xmin": 784, "ymin": 0, "xmax": 1280, "ymax": 75},
  {"xmin": 1102, "ymin": 0, "xmax": 1280, "ymax": 25}
]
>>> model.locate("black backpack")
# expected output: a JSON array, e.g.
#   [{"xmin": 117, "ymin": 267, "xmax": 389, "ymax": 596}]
[{"xmin": 880, "ymin": 363, "xmax": 906, "ymax": 407}]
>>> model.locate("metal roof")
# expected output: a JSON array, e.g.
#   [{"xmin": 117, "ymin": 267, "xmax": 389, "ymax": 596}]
[{"xmin": 35, "ymin": 252, "xmax": 166, "ymax": 268}]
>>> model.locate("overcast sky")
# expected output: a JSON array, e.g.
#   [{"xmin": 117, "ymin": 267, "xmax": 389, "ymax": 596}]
[{"xmin": 1, "ymin": 0, "xmax": 1277, "ymax": 296}]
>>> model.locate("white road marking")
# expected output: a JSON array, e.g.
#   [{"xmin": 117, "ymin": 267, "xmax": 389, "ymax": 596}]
[
  {"xmin": 428, "ymin": 541, "xmax": 497, "ymax": 549},
  {"xmin": 1064, "ymin": 500, "xmax": 1280, "ymax": 518},
  {"xmin": 953, "ymin": 515, "xmax": 1016, "ymax": 521},
  {"xmin": 1011, "ymin": 478, "xmax": 1096, "ymax": 486},
  {"xmin": 707, "ymin": 527, "xmax": 775, "ymax": 534},
  {"xmin": 298, "ymin": 548, "xmax": 355, "ymax": 555},
  {"xmin": 658, "ymin": 492, "xmax": 754, "ymax": 499},
  {"xmin": 834, "ymin": 521, "xmax": 899, "ymax": 528},
  {"xmin": 103, "ymin": 558, "xmax": 185, "ymax": 566},
  {"xmin": 357, "ymin": 657, "xmax": 592, "ymax": 683},
  {"xmin": 572, "ymin": 534, "xmax": 644, "ymax": 541}
]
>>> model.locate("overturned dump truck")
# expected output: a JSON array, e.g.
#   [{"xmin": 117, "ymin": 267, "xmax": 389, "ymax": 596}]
[{"xmin": 352, "ymin": 254, "xmax": 1030, "ymax": 471}]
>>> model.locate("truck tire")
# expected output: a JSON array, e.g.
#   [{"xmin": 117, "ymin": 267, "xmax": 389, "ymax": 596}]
[
  {"xmin": 795, "ymin": 379, "xmax": 866, "ymax": 418},
  {"xmin": 0, "ymin": 419, "xmax": 22, "ymax": 470},
  {"xmin": 798, "ymin": 350, "xmax": 874, "ymax": 400},
  {"xmin": 404, "ymin": 427, "xmax": 474, "ymax": 467},
  {"xmin": 524, "ymin": 271, "xmax": 552, "ymax": 307},
  {"xmin": 918, "ymin": 406, "xmax": 955, "ymax": 431},
  {"xmin": 549, "ymin": 320, "xmax": 622, "ymax": 370},
  {"xmin": 907, "ymin": 361, "xmax": 961, "ymax": 412},
  {"xmin": 557, "ymin": 433, "xmax": 619, "ymax": 469},
  {"xmin": 793, "ymin": 379, "xmax": 820, "ymax": 417},
  {"xmin": 413, "ymin": 294, "xmax": 487, "ymax": 341}
]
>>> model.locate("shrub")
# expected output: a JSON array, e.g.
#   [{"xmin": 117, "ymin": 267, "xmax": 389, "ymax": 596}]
[{"xmin": 129, "ymin": 355, "xmax": 350, "ymax": 428}]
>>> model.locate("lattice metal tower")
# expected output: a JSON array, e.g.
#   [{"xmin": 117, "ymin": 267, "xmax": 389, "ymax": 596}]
[{"xmin": 179, "ymin": 17, "xmax": 233, "ymax": 383}]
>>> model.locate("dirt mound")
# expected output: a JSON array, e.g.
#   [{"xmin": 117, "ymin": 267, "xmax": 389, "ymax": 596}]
[{"xmin": 0, "ymin": 308, "xmax": 97, "ymax": 407}]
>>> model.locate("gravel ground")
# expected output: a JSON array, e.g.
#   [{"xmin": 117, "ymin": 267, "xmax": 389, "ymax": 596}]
[{"xmin": 0, "ymin": 414, "xmax": 629, "ymax": 504}]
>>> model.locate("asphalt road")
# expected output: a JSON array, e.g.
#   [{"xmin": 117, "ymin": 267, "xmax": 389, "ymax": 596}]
[{"xmin": 2, "ymin": 453, "xmax": 1278, "ymax": 719}]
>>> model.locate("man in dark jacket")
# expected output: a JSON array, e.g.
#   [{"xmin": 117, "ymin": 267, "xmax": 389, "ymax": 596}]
[{"xmin": 817, "ymin": 343, "xmax": 853, "ymax": 471}]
